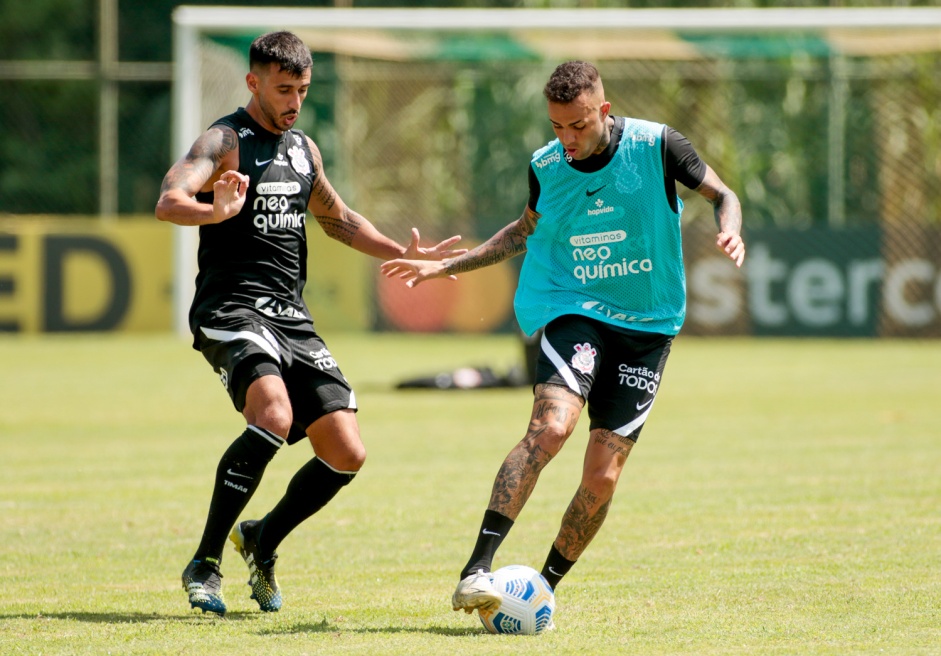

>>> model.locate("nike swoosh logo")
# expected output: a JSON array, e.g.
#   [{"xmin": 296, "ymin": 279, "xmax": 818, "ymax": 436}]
[
  {"xmin": 586, "ymin": 185, "xmax": 606, "ymax": 197},
  {"xmin": 226, "ymin": 469, "xmax": 253, "ymax": 480},
  {"xmin": 547, "ymin": 567, "xmax": 562, "ymax": 576},
  {"xmin": 481, "ymin": 529, "xmax": 501, "ymax": 537},
  {"xmin": 636, "ymin": 398, "xmax": 653, "ymax": 411},
  {"xmin": 255, "ymin": 158, "xmax": 273, "ymax": 167}
]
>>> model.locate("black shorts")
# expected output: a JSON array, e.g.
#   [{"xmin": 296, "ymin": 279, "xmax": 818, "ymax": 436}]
[
  {"xmin": 535, "ymin": 315, "xmax": 672, "ymax": 441},
  {"xmin": 195, "ymin": 314, "xmax": 356, "ymax": 444}
]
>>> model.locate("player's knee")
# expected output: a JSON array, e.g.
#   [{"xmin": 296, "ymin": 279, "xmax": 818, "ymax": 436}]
[
  {"xmin": 253, "ymin": 402, "xmax": 294, "ymax": 439},
  {"xmin": 529, "ymin": 420, "xmax": 572, "ymax": 456},
  {"xmin": 324, "ymin": 442, "xmax": 366, "ymax": 473},
  {"xmin": 584, "ymin": 467, "xmax": 620, "ymax": 498},
  {"xmin": 342, "ymin": 442, "xmax": 367, "ymax": 471}
]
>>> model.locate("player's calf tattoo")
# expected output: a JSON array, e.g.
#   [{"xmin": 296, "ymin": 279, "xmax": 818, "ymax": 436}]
[
  {"xmin": 556, "ymin": 486, "xmax": 612, "ymax": 561},
  {"xmin": 489, "ymin": 440, "xmax": 552, "ymax": 518}
]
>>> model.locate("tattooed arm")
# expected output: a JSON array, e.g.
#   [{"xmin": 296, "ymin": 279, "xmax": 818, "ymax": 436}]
[
  {"xmin": 379, "ymin": 204, "xmax": 540, "ymax": 287},
  {"xmin": 697, "ymin": 164, "xmax": 745, "ymax": 267},
  {"xmin": 306, "ymin": 137, "xmax": 397, "ymax": 257},
  {"xmin": 155, "ymin": 125, "xmax": 245, "ymax": 226},
  {"xmin": 306, "ymin": 136, "xmax": 465, "ymax": 262}
]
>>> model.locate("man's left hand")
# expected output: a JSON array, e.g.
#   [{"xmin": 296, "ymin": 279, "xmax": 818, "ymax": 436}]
[
  {"xmin": 404, "ymin": 228, "xmax": 467, "ymax": 261},
  {"xmin": 716, "ymin": 232, "xmax": 745, "ymax": 267}
]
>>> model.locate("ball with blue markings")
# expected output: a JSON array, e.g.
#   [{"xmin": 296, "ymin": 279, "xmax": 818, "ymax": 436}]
[{"xmin": 478, "ymin": 565, "xmax": 556, "ymax": 635}]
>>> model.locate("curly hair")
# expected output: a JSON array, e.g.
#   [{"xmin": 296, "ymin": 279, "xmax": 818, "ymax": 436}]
[
  {"xmin": 543, "ymin": 61, "xmax": 601, "ymax": 104},
  {"xmin": 249, "ymin": 31, "xmax": 313, "ymax": 77}
]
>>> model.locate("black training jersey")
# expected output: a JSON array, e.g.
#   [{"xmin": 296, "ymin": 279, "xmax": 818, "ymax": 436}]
[{"xmin": 190, "ymin": 108, "xmax": 316, "ymax": 337}]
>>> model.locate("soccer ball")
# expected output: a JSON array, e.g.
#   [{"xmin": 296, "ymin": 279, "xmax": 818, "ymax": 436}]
[{"xmin": 478, "ymin": 565, "xmax": 555, "ymax": 635}]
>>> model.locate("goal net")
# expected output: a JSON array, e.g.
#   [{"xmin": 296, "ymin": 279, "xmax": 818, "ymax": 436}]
[{"xmin": 171, "ymin": 6, "xmax": 941, "ymax": 338}]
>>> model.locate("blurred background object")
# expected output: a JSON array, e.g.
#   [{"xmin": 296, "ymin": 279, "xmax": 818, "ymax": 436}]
[{"xmin": 2, "ymin": 2, "xmax": 940, "ymax": 338}]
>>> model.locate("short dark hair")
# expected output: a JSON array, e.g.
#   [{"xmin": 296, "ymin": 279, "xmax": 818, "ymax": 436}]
[
  {"xmin": 543, "ymin": 61, "xmax": 601, "ymax": 104},
  {"xmin": 249, "ymin": 31, "xmax": 313, "ymax": 77}
]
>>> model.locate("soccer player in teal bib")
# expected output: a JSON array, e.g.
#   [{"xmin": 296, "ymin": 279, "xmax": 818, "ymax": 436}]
[{"xmin": 382, "ymin": 60, "xmax": 745, "ymax": 620}]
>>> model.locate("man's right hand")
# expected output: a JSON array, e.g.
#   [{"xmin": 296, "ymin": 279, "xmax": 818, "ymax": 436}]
[
  {"xmin": 212, "ymin": 170, "xmax": 250, "ymax": 222},
  {"xmin": 380, "ymin": 258, "xmax": 450, "ymax": 288}
]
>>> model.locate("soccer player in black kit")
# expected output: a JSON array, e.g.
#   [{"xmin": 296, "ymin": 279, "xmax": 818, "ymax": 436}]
[{"xmin": 155, "ymin": 31, "xmax": 464, "ymax": 616}]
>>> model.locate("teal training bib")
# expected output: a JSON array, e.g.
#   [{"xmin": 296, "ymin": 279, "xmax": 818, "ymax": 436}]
[{"xmin": 515, "ymin": 118, "xmax": 687, "ymax": 336}]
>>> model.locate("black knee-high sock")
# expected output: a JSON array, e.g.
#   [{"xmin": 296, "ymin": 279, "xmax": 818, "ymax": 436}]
[
  {"xmin": 194, "ymin": 426, "xmax": 284, "ymax": 562},
  {"xmin": 460, "ymin": 509, "xmax": 515, "ymax": 579},
  {"xmin": 540, "ymin": 544, "xmax": 576, "ymax": 590},
  {"xmin": 255, "ymin": 457, "xmax": 356, "ymax": 558}
]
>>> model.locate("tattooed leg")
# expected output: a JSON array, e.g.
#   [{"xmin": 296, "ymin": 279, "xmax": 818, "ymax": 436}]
[
  {"xmin": 553, "ymin": 427, "xmax": 635, "ymax": 561},
  {"xmin": 487, "ymin": 384, "xmax": 584, "ymax": 520}
]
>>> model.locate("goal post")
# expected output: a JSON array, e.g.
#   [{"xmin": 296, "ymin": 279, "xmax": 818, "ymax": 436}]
[{"xmin": 170, "ymin": 6, "xmax": 941, "ymax": 337}]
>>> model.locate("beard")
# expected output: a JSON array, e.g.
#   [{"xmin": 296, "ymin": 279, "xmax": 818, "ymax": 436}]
[{"xmin": 259, "ymin": 97, "xmax": 297, "ymax": 132}]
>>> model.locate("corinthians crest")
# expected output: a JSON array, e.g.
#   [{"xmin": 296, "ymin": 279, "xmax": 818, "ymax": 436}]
[
  {"xmin": 571, "ymin": 342, "xmax": 597, "ymax": 374},
  {"xmin": 287, "ymin": 145, "xmax": 310, "ymax": 175}
]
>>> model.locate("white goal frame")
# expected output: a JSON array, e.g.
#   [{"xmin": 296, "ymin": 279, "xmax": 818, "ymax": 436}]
[{"xmin": 169, "ymin": 5, "xmax": 941, "ymax": 336}]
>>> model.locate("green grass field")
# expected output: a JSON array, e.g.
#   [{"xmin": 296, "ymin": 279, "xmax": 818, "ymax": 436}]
[{"xmin": 0, "ymin": 333, "xmax": 939, "ymax": 655}]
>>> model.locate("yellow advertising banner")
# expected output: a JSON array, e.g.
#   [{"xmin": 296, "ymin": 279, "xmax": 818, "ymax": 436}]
[
  {"xmin": 303, "ymin": 225, "xmax": 370, "ymax": 333},
  {"xmin": 0, "ymin": 217, "xmax": 370, "ymax": 334},
  {"xmin": 0, "ymin": 217, "xmax": 173, "ymax": 332}
]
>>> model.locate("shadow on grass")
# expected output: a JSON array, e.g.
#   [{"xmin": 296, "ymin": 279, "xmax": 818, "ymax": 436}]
[
  {"xmin": 0, "ymin": 610, "xmax": 258, "ymax": 623},
  {"xmin": 1, "ymin": 612, "xmax": 483, "ymax": 636},
  {"xmin": 258, "ymin": 618, "xmax": 482, "ymax": 637}
]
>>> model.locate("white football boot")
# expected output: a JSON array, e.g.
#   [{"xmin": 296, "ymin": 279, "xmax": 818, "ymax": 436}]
[{"xmin": 451, "ymin": 569, "xmax": 503, "ymax": 614}]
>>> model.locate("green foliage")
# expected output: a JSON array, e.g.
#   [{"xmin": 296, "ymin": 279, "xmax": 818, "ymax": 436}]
[
  {"xmin": 0, "ymin": 81, "xmax": 98, "ymax": 213},
  {"xmin": 0, "ymin": 333, "xmax": 939, "ymax": 654},
  {"xmin": 118, "ymin": 82, "xmax": 172, "ymax": 214},
  {"xmin": 725, "ymin": 55, "xmax": 831, "ymax": 227},
  {"xmin": 0, "ymin": 0, "xmax": 95, "ymax": 60},
  {"xmin": 2, "ymin": 1, "xmax": 941, "ymax": 223},
  {"xmin": 464, "ymin": 64, "xmax": 550, "ymax": 236}
]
